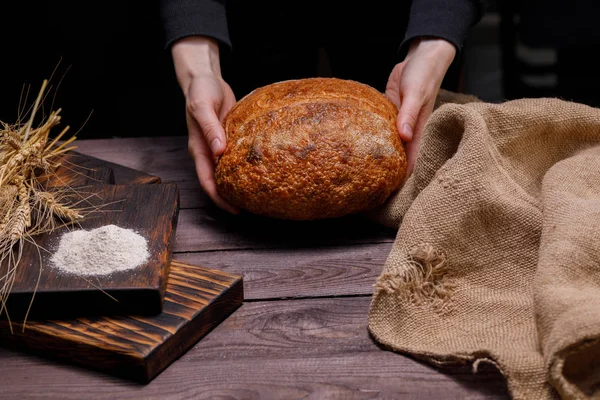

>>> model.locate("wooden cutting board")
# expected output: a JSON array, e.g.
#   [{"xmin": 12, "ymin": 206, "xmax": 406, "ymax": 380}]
[
  {"xmin": 1, "ymin": 152, "xmax": 243, "ymax": 382},
  {"xmin": 0, "ymin": 260, "xmax": 244, "ymax": 383},
  {"xmin": 2, "ymin": 151, "xmax": 179, "ymax": 320},
  {"xmin": 3, "ymin": 183, "xmax": 180, "ymax": 319}
]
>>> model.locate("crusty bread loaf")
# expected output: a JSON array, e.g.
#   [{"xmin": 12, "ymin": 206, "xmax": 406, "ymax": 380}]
[{"xmin": 215, "ymin": 77, "xmax": 407, "ymax": 220}]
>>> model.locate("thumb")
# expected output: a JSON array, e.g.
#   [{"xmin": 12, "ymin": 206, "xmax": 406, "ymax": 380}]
[
  {"xmin": 397, "ymin": 93, "xmax": 422, "ymax": 143},
  {"xmin": 188, "ymin": 102, "xmax": 227, "ymax": 156}
]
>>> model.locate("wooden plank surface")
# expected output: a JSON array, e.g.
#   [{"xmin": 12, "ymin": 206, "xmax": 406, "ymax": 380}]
[
  {"xmin": 0, "ymin": 260, "xmax": 243, "ymax": 383},
  {"xmin": 74, "ymin": 137, "xmax": 190, "ymax": 186},
  {"xmin": 0, "ymin": 136, "xmax": 510, "ymax": 398},
  {"xmin": 175, "ymin": 242, "xmax": 393, "ymax": 300},
  {"xmin": 172, "ymin": 210, "xmax": 394, "ymax": 253},
  {"xmin": 0, "ymin": 297, "xmax": 508, "ymax": 399},
  {"xmin": 5, "ymin": 183, "xmax": 180, "ymax": 318},
  {"xmin": 73, "ymin": 137, "xmax": 240, "ymax": 209}
]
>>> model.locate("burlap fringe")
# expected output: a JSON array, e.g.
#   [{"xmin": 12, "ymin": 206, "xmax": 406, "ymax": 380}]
[{"xmin": 375, "ymin": 243, "xmax": 454, "ymax": 311}]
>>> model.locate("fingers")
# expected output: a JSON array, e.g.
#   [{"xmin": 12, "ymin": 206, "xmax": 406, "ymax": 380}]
[
  {"xmin": 385, "ymin": 63, "xmax": 404, "ymax": 109},
  {"xmin": 395, "ymin": 70, "xmax": 437, "ymax": 173},
  {"xmin": 402, "ymin": 100, "xmax": 434, "ymax": 179},
  {"xmin": 187, "ymin": 100, "xmax": 227, "ymax": 157},
  {"xmin": 397, "ymin": 89, "xmax": 423, "ymax": 142},
  {"xmin": 218, "ymin": 84, "xmax": 237, "ymax": 122},
  {"xmin": 187, "ymin": 116, "xmax": 240, "ymax": 215}
]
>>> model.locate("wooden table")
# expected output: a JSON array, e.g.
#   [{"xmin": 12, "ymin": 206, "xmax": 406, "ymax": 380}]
[{"xmin": 0, "ymin": 136, "xmax": 509, "ymax": 399}]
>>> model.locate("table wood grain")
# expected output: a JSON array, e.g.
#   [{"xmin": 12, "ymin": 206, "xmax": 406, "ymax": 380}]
[{"xmin": 0, "ymin": 136, "xmax": 510, "ymax": 399}]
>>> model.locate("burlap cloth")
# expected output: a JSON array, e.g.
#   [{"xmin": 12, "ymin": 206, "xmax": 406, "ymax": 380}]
[{"xmin": 368, "ymin": 91, "xmax": 600, "ymax": 399}]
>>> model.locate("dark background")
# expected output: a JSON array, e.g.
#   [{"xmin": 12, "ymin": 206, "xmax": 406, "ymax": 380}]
[
  {"xmin": 1, "ymin": 1, "xmax": 600, "ymax": 139},
  {"xmin": 0, "ymin": 0, "xmax": 185, "ymax": 139}
]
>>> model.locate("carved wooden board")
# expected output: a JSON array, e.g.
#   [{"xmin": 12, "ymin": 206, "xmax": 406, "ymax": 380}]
[
  {"xmin": 0, "ymin": 260, "xmax": 244, "ymax": 383},
  {"xmin": 55, "ymin": 152, "xmax": 162, "ymax": 185},
  {"xmin": 1, "ymin": 151, "xmax": 243, "ymax": 383},
  {"xmin": 4, "ymin": 183, "xmax": 180, "ymax": 319}
]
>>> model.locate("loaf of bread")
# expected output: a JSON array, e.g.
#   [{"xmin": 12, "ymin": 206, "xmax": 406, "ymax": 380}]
[{"xmin": 215, "ymin": 77, "xmax": 407, "ymax": 220}]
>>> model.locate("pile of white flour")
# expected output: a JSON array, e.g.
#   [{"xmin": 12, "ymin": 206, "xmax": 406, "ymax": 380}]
[{"xmin": 51, "ymin": 224, "xmax": 150, "ymax": 276}]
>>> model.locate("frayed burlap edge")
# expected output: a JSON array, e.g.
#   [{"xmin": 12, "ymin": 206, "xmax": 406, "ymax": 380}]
[{"xmin": 374, "ymin": 243, "xmax": 454, "ymax": 313}]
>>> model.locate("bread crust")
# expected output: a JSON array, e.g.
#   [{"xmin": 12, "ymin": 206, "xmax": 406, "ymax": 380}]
[{"xmin": 215, "ymin": 77, "xmax": 407, "ymax": 220}]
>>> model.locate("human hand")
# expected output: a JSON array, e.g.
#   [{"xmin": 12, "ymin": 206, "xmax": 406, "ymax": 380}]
[
  {"xmin": 172, "ymin": 36, "xmax": 239, "ymax": 214},
  {"xmin": 385, "ymin": 38, "xmax": 456, "ymax": 177}
]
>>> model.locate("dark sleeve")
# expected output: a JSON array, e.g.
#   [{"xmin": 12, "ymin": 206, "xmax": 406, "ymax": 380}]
[
  {"xmin": 160, "ymin": 0, "xmax": 231, "ymax": 48},
  {"xmin": 400, "ymin": 0, "xmax": 484, "ymax": 53}
]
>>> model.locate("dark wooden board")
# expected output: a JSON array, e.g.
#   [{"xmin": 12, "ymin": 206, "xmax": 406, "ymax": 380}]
[
  {"xmin": 43, "ymin": 158, "xmax": 116, "ymax": 188},
  {"xmin": 81, "ymin": 166, "xmax": 116, "ymax": 185},
  {"xmin": 59, "ymin": 152, "xmax": 162, "ymax": 185},
  {"xmin": 0, "ymin": 260, "xmax": 243, "ymax": 383},
  {"xmin": 0, "ymin": 297, "xmax": 507, "ymax": 399},
  {"xmin": 42, "ymin": 152, "xmax": 156, "ymax": 188},
  {"xmin": 4, "ymin": 183, "xmax": 180, "ymax": 318}
]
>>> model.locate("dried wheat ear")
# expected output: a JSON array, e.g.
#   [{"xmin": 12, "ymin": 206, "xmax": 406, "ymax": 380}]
[{"xmin": 0, "ymin": 79, "xmax": 98, "ymax": 329}]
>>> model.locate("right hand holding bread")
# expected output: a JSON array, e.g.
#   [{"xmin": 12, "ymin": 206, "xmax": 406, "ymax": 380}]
[{"xmin": 171, "ymin": 36, "xmax": 239, "ymax": 214}]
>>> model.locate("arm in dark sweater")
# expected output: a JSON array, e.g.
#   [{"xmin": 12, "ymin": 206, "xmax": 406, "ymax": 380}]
[
  {"xmin": 160, "ymin": 0, "xmax": 230, "ymax": 48},
  {"xmin": 401, "ymin": 0, "xmax": 484, "ymax": 53},
  {"xmin": 160, "ymin": 0, "xmax": 484, "ymax": 52}
]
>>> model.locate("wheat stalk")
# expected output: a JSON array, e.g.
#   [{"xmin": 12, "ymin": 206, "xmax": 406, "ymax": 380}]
[{"xmin": 0, "ymin": 80, "xmax": 88, "ymax": 330}]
